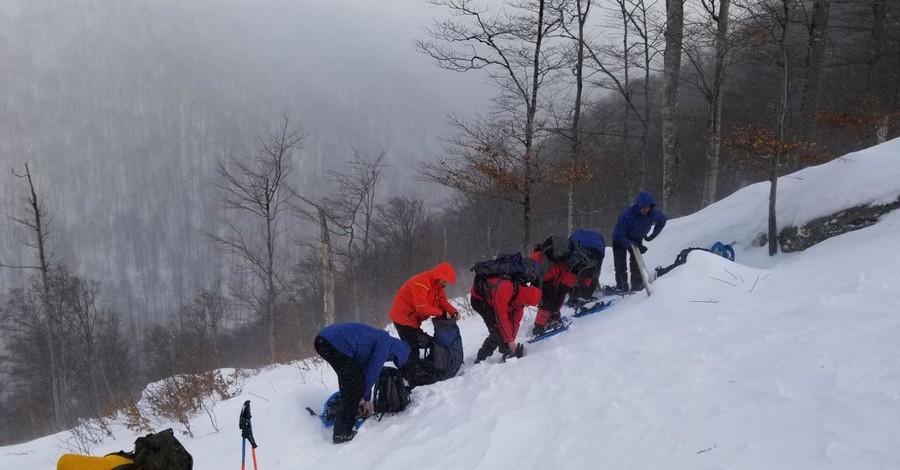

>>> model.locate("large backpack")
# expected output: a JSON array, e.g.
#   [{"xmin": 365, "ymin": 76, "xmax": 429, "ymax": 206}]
[
  {"xmin": 372, "ymin": 366, "xmax": 411, "ymax": 414},
  {"xmin": 534, "ymin": 235, "xmax": 571, "ymax": 262},
  {"xmin": 568, "ymin": 230, "xmax": 606, "ymax": 298},
  {"xmin": 403, "ymin": 317, "xmax": 464, "ymax": 387},
  {"xmin": 428, "ymin": 317, "xmax": 464, "ymax": 381},
  {"xmin": 109, "ymin": 428, "xmax": 193, "ymax": 470},
  {"xmin": 470, "ymin": 252, "xmax": 538, "ymax": 299}
]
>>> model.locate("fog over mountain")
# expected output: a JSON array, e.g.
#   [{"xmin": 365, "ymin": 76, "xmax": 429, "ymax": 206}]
[{"xmin": 0, "ymin": 0, "xmax": 491, "ymax": 322}]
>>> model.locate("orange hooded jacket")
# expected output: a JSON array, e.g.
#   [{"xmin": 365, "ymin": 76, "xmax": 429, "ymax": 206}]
[{"xmin": 388, "ymin": 262, "xmax": 458, "ymax": 328}]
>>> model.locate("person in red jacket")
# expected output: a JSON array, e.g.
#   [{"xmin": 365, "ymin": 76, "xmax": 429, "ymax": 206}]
[
  {"xmin": 529, "ymin": 238, "xmax": 577, "ymax": 336},
  {"xmin": 470, "ymin": 272, "xmax": 542, "ymax": 363},
  {"xmin": 388, "ymin": 262, "xmax": 459, "ymax": 352}
]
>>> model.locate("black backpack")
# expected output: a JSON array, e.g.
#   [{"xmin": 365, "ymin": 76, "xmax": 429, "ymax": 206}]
[
  {"xmin": 111, "ymin": 428, "xmax": 193, "ymax": 470},
  {"xmin": 372, "ymin": 366, "xmax": 410, "ymax": 414},
  {"xmin": 470, "ymin": 252, "xmax": 538, "ymax": 299},
  {"xmin": 535, "ymin": 235, "xmax": 571, "ymax": 262}
]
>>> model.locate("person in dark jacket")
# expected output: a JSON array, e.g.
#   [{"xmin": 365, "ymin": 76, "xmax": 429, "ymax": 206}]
[
  {"xmin": 612, "ymin": 192, "xmax": 667, "ymax": 292},
  {"xmin": 314, "ymin": 323, "xmax": 411, "ymax": 444},
  {"xmin": 470, "ymin": 271, "xmax": 542, "ymax": 363}
]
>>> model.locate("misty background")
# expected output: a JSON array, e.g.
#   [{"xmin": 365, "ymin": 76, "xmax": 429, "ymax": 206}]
[
  {"xmin": 0, "ymin": 0, "xmax": 490, "ymax": 322},
  {"xmin": 1, "ymin": 0, "xmax": 897, "ymax": 446}
]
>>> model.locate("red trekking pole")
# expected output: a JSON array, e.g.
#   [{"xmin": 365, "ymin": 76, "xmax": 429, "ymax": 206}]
[{"xmin": 240, "ymin": 400, "xmax": 259, "ymax": 470}]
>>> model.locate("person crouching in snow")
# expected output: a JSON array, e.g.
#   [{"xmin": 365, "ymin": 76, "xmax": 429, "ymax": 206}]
[
  {"xmin": 470, "ymin": 270, "xmax": 542, "ymax": 363},
  {"xmin": 388, "ymin": 262, "xmax": 459, "ymax": 353},
  {"xmin": 314, "ymin": 323, "xmax": 411, "ymax": 444}
]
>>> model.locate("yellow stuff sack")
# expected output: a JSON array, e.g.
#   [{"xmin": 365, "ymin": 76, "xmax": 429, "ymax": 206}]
[{"xmin": 56, "ymin": 453, "xmax": 134, "ymax": 470}]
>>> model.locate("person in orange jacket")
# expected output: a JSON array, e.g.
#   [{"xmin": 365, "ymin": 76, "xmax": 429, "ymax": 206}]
[
  {"xmin": 470, "ymin": 271, "xmax": 542, "ymax": 363},
  {"xmin": 388, "ymin": 262, "xmax": 459, "ymax": 352}
]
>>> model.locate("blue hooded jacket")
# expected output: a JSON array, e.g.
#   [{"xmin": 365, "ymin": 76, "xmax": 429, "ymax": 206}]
[
  {"xmin": 612, "ymin": 192, "xmax": 667, "ymax": 248},
  {"xmin": 317, "ymin": 323, "xmax": 411, "ymax": 401}
]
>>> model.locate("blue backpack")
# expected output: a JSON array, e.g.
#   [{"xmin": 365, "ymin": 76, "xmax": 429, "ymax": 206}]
[{"xmin": 403, "ymin": 317, "xmax": 464, "ymax": 388}]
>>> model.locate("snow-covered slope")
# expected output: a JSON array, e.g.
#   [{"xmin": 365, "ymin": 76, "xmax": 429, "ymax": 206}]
[{"xmin": 3, "ymin": 138, "xmax": 900, "ymax": 469}]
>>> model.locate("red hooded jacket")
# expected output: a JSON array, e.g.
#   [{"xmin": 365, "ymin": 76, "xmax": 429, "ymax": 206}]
[{"xmin": 388, "ymin": 262, "xmax": 458, "ymax": 328}]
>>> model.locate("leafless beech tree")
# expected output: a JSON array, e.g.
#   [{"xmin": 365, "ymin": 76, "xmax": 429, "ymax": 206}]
[
  {"xmin": 576, "ymin": 0, "xmax": 659, "ymax": 200},
  {"xmin": 682, "ymin": 0, "xmax": 737, "ymax": 206},
  {"xmin": 416, "ymin": 0, "xmax": 564, "ymax": 248},
  {"xmin": 662, "ymin": 0, "xmax": 685, "ymax": 213},
  {"xmin": 320, "ymin": 150, "xmax": 386, "ymax": 322},
  {"xmin": 552, "ymin": 0, "xmax": 594, "ymax": 234},
  {"xmin": 212, "ymin": 113, "xmax": 304, "ymax": 363}
]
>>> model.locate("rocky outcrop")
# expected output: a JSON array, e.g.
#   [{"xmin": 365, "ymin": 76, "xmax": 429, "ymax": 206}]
[{"xmin": 777, "ymin": 196, "xmax": 900, "ymax": 252}]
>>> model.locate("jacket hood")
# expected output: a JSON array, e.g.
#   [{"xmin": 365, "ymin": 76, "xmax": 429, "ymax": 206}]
[
  {"xmin": 517, "ymin": 285, "xmax": 543, "ymax": 307},
  {"xmin": 634, "ymin": 191, "xmax": 656, "ymax": 208},
  {"xmin": 430, "ymin": 262, "xmax": 457, "ymax": 284}
]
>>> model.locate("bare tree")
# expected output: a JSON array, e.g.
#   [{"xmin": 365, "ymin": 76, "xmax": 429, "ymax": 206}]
[
  {"xmin": 864, "ymin": 0, "xmax": 896, "ymax": 143},
  {"xmin": 63, "ymin": 274, "xmax": 113, "ymax": 414},
  {"xmin": 798, "ymin": 0, "xmax": 831, "ymax": 142},
  {"xmin": 211, "ymin": 113, "xmax": 304, "ymax": 363},
  {"xmin": 416, "ymin": 0, "xmax": 564, "ymax": 248},
  {"xmin": 1, "ymin": 163, "xmax": 67, "ymax": 430},
  {"xmin": 662, "ymin": 0, "xmax": 685, "ymax": 213},
  {"xmin": 682, "ymin": 0, "xmax": 736, "ymax": 206},
  {"xmin": 371, "ymin": 197, "xmax": 435, "ymax": 276},
  {"xmin": 577, "ymin": 0, "xmax": 659, "ymax": 200},
  {"xmin": 553, "ymin": 0, "xmax": 595, "ymax": 233},
  {"xmin": 320, "ymin": 150, "xmax": 386, "ymax": 322},
  {"xmin": 184, "ymin": 284, "xmax": 230, "ymax": 362}
]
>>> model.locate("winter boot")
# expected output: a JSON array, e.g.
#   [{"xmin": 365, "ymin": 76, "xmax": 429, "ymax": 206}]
[
  {"xmin": 333, "ymin": 429, "xmax": 357, "ymax": 444},
  {"xmin": 545, "ymin": 313, "xmax": 564, "ymax": 331},
  {"xmin": 532, "ymin": 323, "xmax": 547, "ymax": 337}
]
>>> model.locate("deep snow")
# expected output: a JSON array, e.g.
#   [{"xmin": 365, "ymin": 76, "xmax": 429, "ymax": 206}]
[{"xmin": 3, "ymin": 138, "xmax": 900, "ymax": 469}]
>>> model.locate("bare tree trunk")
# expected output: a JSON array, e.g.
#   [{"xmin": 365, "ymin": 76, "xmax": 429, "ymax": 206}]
[
  {"xmin": 799, "ymin": 0, "xmax": 831, "ymax": 142},
  {"xmin": 521, "ymin": 0, "xmax": 548, "ymax": 248},
  {"xmin": 6, "ymin": 164, "xmax": 66, "ymax": 429},
  {"xmin": 702, "ymin": 0, "xmax": 731, "ymax": 207},
  {"xmin": 867, "ymin": 0, "xmax": 890, "ymax": 143},
  {"xmin": 567, "ymin": 0, "xmax": 590, "ymax": 234},
  {"xmin": 265, "ymin": 211, "xmax": 277, "ymax": 362},
  {"xmin": 318, "ymin": 208, "xmax": 336, "ymax": 325},
  {"xmin": 769, "ymin": 0, "xmax": 791, "ymax": 257},
  {"xmin": 662, "ymin": 0, "xmax": 684, "ymax": 214},
  {"xmin": 622, "ymin": 5, "xmax": 635, "ymax": 196}
]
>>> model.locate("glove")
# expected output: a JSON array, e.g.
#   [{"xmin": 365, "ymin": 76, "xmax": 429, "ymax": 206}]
[
  {"xmin": 514, "ymin": 343, "xmax": 525, "ymax": 358},
  {"xmin": 443, "ymin": 310, "xmax": 458, "ymax": 320},
  {"xmin": 638, "ymin": 244, "xmax": 648, "ymax": 254}
]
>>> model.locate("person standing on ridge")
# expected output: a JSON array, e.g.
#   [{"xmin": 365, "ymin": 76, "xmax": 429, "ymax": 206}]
[{"xmin": 612, "ymin": 192, "xmax": 667, "ymax": 292}]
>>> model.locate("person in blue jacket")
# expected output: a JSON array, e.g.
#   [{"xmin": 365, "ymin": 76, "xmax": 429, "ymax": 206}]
[
  {"xmin": 612, "ymin": 192, "xmax": 667, "ymax": 292},
  {"xmin": 314, "ymin": 323, "xmax": 411, "ymax": 444}
]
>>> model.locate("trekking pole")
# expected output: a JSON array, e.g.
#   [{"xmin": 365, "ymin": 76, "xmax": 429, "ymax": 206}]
[{"xmin": 240, "ymin": 400, "xmax": 259, "ymax": 470}]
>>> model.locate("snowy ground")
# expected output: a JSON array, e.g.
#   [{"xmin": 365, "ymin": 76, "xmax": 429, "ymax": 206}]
[{"xmin": 3, "ymin": 138, "xmax": 900, "ymax": 469}]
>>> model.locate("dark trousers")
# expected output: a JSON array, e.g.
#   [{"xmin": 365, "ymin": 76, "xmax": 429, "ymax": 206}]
[
  {"xmin": 314, "ymin": 335, "xmax": 365, "ymax": 439},
  {"xmin": 394, "ymin": 323, "xmax": 433, "ymax": 356},
  {"xmin": 612, "ymin": 243, "xmax": 642, "ymax": 290},
  {"xmin": 471, "ymin": 296, "xmax": 511, "ymax": 361}
]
